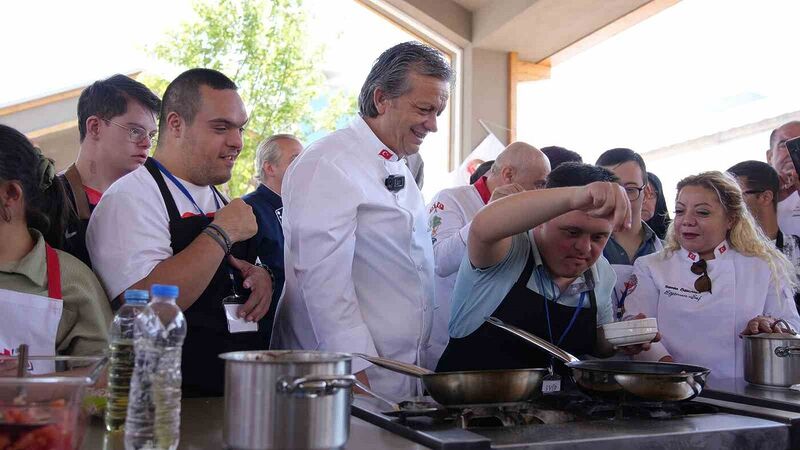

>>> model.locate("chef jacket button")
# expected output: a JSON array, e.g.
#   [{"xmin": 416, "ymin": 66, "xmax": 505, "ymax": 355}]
[
  {"xmin": 416, "ymin": 265, "xmax": 423, "ymax": 271},
  {"xmin": 412, "ymin": 226, "xmax": 416, "ymax": 232}
]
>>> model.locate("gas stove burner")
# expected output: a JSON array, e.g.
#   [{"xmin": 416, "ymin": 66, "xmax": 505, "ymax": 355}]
[{"xmin": 381, "ymin": 400, "xmax": 444, "ymax": 419}]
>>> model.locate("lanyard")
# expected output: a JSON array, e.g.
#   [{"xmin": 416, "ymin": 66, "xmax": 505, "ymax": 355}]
[
  {"xmin": 152, "ymin": 159, "xmax": 220, "ymax": 216},
  {"xmin": 152, "ymin": 159, "xmax": 236, "ymax": 295},
  {"xmin": 539, "ymin": 267, "xmax": 587, "ymax": 347}
]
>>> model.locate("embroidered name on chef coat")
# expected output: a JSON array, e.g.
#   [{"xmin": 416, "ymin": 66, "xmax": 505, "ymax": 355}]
[{"xmin": 663, "ymin": 284, "xmax": 703, "ymax": 302}]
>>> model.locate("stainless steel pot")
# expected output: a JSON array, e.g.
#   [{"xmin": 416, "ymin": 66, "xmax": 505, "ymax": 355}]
[
  {"xmin": 219, "ymin": 350, "xmax": 355, "ymax": 450},
  {"xmin": 744, "ymin": 321, "xmax": 800, "ymax": 387}
]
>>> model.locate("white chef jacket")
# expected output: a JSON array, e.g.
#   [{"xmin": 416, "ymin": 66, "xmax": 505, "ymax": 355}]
[
  {"xmin": 424, "ymin": 180, "xmax": 489, "ymax": 369},
  {"xmin": 625, "ymin": 241, "xmax": 800, "ymax": 383},
  {"xmin": 778, "ymin": 192, "xmax": 800, "ymax": 238},
  {"xmin": 272, "ymin": 116, "xmax": 435, "ymax": 401}
]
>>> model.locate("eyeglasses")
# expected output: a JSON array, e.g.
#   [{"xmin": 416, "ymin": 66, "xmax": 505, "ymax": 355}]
[
  {"xmin": 104, "ymin": 119, "xmax": 157, "ymax": 145},
  {"xmin": 690, "ymin": 259, "xmax": 712, "ymax": 293},
  {"xmin": 742, "ymin": 189, "xmax": 766, "ymax": 196},
  {"xmin": 622, "ymin": 183, "xmax": 647, "ymax": 201}
]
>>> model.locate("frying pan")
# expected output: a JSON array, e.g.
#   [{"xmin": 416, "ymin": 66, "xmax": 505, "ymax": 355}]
[
  {"xmin": 353, "ymin": 353, "xmax": 546, "ymax": 406},
  {"xmin": 485, "ymin": 317, "xmax": 711, "ymax": 402}
]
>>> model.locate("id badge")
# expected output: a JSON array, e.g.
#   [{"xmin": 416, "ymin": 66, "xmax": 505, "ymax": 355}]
[
  {"xmin": 542, "ymin": 373, "xmax": 561, "ymax": 393},
  {"xmin": 223, "ymin": 299, "xmax": 258, "ymax": 333}
]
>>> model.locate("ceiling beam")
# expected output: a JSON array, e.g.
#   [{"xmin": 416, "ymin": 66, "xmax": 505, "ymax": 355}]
[{"xmin": 541, "ymin": 0, "xmax": 680, "ymax": 65}]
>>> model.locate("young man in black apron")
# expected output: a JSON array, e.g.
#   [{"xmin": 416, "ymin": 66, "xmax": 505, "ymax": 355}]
[
  {"xmin": 438, "ymin": 163, "xmax": 647, "ymax": 375},
  {"xmin": 59, "ymin": 75, "xmax": 160, "ymax": 276},
  {"xmin": 87, "ymin": 69, "xmax": 274, "ymax": 397}
]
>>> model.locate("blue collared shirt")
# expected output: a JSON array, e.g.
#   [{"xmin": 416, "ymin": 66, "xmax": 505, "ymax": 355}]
[
  {"xmin": 242, "ymin": 184, "xmax": 285, "ymax": 304},
  {"xmin": 448, "ymin": 231, "xmax": 616, "ymax": 338}
]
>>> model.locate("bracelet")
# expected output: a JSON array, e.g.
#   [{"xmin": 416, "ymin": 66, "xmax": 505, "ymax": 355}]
[
  {"xmin": 256, "ymin": 263, "xmax": 276, "ymax": 287},
  {"xmin": 202, "ymin": 228, "xmax": 229, "ymax": 254},
  {"xmin": 207, "ymin": 223, "xmax": 232, "ymax": 249}
]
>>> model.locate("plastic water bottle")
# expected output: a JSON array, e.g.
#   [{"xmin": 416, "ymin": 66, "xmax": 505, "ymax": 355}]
[
  {"xmin": 105, "ymin": 289, "xmax": 149, "ymax": 432},
  {"xmin": 124, "ymin": 285, "xmax": 187, "ymax": 450}
]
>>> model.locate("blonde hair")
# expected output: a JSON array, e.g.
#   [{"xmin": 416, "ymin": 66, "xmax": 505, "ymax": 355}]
[{"xmin": 664, "ymin": 171, "xmax": 797, "ymax": 289}]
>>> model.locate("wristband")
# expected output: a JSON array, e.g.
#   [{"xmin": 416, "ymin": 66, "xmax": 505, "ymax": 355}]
[
  {"xmin": 207, "ymin": 223, "xmax": 232, "ymax": 249},
  {"xmin": 256, "ymin": 263, "xmax": 276, "ymax": 287},
  {"xmin": 202, "ymin": 228, "xmax": 230, "ymax": 254}
]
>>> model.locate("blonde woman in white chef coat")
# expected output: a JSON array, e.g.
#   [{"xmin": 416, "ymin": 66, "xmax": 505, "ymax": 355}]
[{"xmin": 624, "ymin": 171, "xmax": 800, "ymax": 382}]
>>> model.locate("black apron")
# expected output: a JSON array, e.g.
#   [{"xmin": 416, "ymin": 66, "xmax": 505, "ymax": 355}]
[
  {"xmin": 436, "ymin": 249, "xmax": 598, "ymax": 374},
  {"xmin": 144, "ymin": 158, "xmax": 271, "ymax": 397}
]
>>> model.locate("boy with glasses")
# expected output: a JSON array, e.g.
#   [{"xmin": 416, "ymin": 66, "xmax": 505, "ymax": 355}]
[
  {"xmin": 596, "ymin": 148, "xmax": 663, "ymax": 320},
  {"xmin": 59, "ymin": 74, "xmax": 160, "ymax": 273}
]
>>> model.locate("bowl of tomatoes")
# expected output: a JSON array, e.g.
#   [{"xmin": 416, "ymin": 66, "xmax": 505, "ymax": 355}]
[{"xmin": 0, "ymin": 356, "xmax": 107, "ymax": 450}]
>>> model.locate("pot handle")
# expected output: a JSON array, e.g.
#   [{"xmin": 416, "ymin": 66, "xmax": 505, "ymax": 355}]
[
  {"xmin": 484, "ymin": 316, "xmax": 581, "ymax": 364},
  {"xmin": 775, "ymin": 346, "xmax": 800, "ymax": 358},
  {"xmin": 353, "ymin": 380, "xmax": 401, "ymax": 411},
  {"xmin": 772, "ymin": 319, "xmax": 797, "ymax": 335},
  {"xmin": 277, "ymin": 374, "xmax": 356, "ymax": 398}
]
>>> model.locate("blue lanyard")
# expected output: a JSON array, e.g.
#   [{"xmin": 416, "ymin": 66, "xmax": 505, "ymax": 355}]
[
  {"xmin": 541, "ymin": 270, "xmax": 587, "ymax": 347},
  {"xmin": 152, "ymin": 159, "xmax": 220, "ymax": 216},
  {"xmin": 152, "ymin": 159, "xmax": 237, "ymax": 291}
]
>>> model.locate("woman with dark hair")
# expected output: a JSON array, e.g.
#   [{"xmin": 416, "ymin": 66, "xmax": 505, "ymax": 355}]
[
  {"xmin": 643, "ymin": 171, "xmax": 671, "ymax": 240},
  {"xmin": 0, "ymin": 124, "xmax": 111, "ymax": 373}
]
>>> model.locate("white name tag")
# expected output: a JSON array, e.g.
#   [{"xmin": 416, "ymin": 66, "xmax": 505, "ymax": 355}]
[
  {"xmin": 542, "ymin": 374, "xmax": 561, "ymax": 393},
  {"xmin": 223, "ymin": 303, "xmax": 259, "ymax": 333}
]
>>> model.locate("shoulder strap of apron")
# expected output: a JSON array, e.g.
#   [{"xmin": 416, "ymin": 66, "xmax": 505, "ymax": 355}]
[
  {"xmin": 583, "ymin": 269, "xmax": 598, "ymax": 313},
  {"xmin": 144, "ymin": 158, "xmax": 182, "ymax": 221},
  {"xmin": 44, "ymin": 243, "xmax": 62, "ymax": 300},
  {"xmin": 211, "ymin": 186, "xmax": 229, "ymax": 206},
  {"xmin": 63, "ymin": 164, "xmax": 91, "ymax": 221}
]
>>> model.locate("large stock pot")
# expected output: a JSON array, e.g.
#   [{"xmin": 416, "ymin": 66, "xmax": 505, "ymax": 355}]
[
  {"xmin": 219, "ymin": 350, "xmax": 355, "ymax": 450},
  {"xmin": 744, "ymin": 321, "xmax": 800, "ymax": 388}
]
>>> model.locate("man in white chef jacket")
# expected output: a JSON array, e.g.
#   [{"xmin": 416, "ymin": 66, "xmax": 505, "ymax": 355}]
[
  {"xmin": 272, "ymin": 41, "xmax": 454, "ymax": 400},
  {"xmin": 767, "ymin": 121, "xmax": 800, "ymax": 237},
  {"xmin": 424, "ymin": 142, "xmax": 550, "ymax": 369}
]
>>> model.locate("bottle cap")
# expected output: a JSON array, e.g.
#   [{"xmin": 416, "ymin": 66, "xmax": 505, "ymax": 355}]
[
  {"xmin": 151, "ymin": 284, "xmax": 179, "ymax": 299},
  {"xmin": 123, "ymin": 289, "xmax": 149, "ymax": 305}
]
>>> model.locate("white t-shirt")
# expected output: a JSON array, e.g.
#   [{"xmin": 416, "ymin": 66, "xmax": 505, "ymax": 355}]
[
  {"xmin": 86, "ymin": 163, "xmax": 225, "ymax": 300},
  {"xmin": 778, "ymin": 192, "xmax": 800, "ymax": 238}
]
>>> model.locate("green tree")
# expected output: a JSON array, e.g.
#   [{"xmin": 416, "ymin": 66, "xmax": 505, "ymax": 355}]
[{"xmin": 145, "ymin": 0, "xmax": 355, "ymax": 196}]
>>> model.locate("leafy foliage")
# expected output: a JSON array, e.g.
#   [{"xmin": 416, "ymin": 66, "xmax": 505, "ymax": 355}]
[{"xmin": 145, "ymin": 0, "xmax": 355, "ymax": 196}]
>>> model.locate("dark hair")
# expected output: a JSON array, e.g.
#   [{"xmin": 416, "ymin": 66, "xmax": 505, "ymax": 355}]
[
  {"xmin": 645, "ymin": 171, "xmax": 671, "ymax": 239},
  {"xmin": 595, "ymin": 147, "xmax": 647, "ymax": 185},
  {"xmin": 358, "ymin": 41, "xmax": 454, "ymax": 118},
  {"xmin": 727, "ymin": 160, "xmax": 780, "ymax": 210},
  {"xmin": 540, "ymin": 146, "xmax": 582, "ymax": 169},
  {"xmin": 159, "ymin": 68, "xmax": 238, "ymax": 134},
  {"xmin": 546, "ymin": 162, "xmax": 618, "ymax": 188},
  {"xmin": 77, "ymin": 74, "xmax": 161, "ymax": 142},
  {"xmin": 470, "ymin": 160, "xmax": 494, "ymax": 184},
  {"xmin": 0, "ymin": 125, "xmax": 71, "ymax": 248}
]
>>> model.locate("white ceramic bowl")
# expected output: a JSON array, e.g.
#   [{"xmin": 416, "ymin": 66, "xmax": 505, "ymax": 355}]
[
  {"xmin": 605, "ymin": 331, "xmax": 658, "ymax": 347},
  {"xmin": 602, "ymin": 317, "xmax": 657, "ymax": 331},
  {"xmin": 603, "ymin": 327, "xmax": 659, "ymax": 340}
]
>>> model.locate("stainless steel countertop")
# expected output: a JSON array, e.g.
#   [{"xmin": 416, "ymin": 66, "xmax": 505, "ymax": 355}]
[
  {"xmin": 704, "ymin": 377, "xmax": 800, "ymax": 413},
  {"xmin": 82, "ymin": 397, "xmax": 426, "ymax": 450}
]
